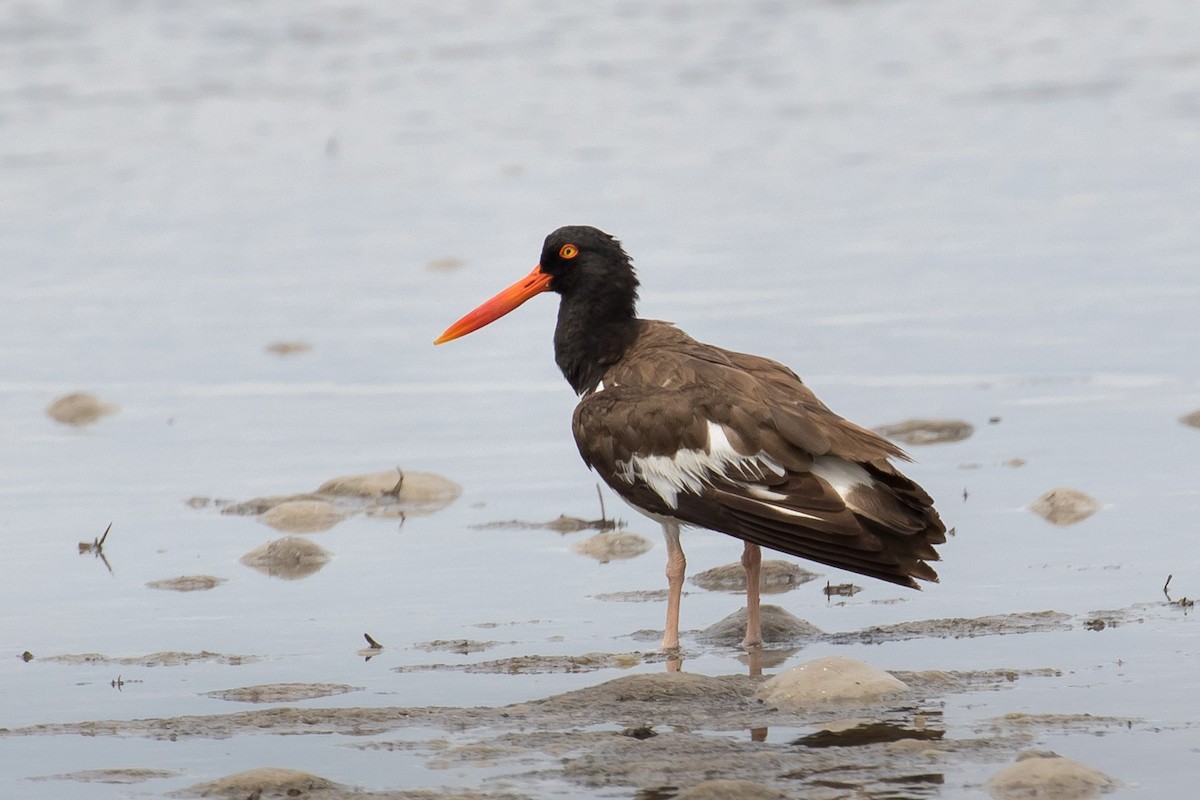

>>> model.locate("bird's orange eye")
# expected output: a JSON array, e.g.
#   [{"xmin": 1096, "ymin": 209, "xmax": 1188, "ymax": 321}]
[{"xmin": 559, "ymin": 244, "xmax": 579, "ymax": 259}]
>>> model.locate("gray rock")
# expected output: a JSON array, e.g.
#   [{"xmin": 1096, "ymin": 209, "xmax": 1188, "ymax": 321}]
[
  {"xmin": 758, "ymin": 656, "xmax": 908, "ymax": 709},
  {"xmin": 1030, "ymin": 488, "xmax": 1100, "ymax": 526},
  {"xmin": 691, "ymin": 560, "xmax": 819, "ymax": 593},
  {"xmin": 987, "ymin": 751, "xmax": 1118, "ymax": 799},
  {"xmin": 700, "ymin": 605, "xmax": 822, "ymax": 645},
  {"xmin": 45, "ymin": 392, "xmax": 118, "ymax": 426},
  {"xmin": 240, "ymin": 536, "xmax": 331, "ymax": 580}
]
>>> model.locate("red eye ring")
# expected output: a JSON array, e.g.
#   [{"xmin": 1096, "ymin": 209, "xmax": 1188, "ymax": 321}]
[{"xmin": 559, "ymin": 244, "xmax": 579, "ymax": 259}]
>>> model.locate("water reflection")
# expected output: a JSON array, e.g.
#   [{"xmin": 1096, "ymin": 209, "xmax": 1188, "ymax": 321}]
[
  {"xmin": 791, "ymin": 720, "xmax": 944, "ymax": 748},
  {"xmin": 239, "ymin": 536, "xmax": 331, "ymax": 580},
  {"xmin": 76, "ymin": 522, "xmax": 114, "ymax": 575}
]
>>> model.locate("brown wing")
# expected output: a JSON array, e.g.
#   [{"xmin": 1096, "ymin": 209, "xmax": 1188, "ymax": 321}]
[{"xmin": 572, "ymin": 320, "xmax": 946, "ymax": 588}]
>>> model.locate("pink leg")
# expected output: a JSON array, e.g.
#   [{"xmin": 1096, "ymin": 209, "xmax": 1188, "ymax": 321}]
[
  {"xmin": 741, "ymin": 541, "xmax": 763, "ymax": 649},
  {"xmin": 661, "ymin": 522, "xmax": 685, "ymax": 651}
]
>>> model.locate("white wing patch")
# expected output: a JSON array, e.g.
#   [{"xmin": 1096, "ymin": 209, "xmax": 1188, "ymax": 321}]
[
  {"xmin": 615, "ymin": 421, "xmax": 786, "ymax": 510},
  {"xmin": 811, "ymin": 456, "xmax": 873, "ymax": 500}
]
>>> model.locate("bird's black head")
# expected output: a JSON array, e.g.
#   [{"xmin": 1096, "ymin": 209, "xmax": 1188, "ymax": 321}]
[
  {"xmin": 537, "ymin": 225, "xmax": 640, "ymax": 309},
  {"xmin": 536, "ymin": 226, "xmax": 641, "ymax": 394},
  {"xmin": 434, "ymin": 224, "xmax": 641, "ymax": 394}
]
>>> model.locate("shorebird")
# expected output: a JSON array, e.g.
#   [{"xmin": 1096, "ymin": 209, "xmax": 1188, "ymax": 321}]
[{"xmin": 436, "ymin": 226, "xmax": 946, "ymax": 651}]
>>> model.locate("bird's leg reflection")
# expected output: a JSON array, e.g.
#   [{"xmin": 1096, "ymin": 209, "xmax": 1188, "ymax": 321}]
[{"xmin": 743, "ymin": 643, "xmax": 763, "ymax": 677}]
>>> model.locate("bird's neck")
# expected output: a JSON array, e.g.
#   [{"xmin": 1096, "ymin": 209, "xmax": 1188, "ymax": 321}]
[{"xmin": 554, "ymin": 292, "xmax": 639, "ymax": 396}]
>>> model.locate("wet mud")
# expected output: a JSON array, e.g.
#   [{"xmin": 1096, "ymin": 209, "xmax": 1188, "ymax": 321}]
[
  {"xmin": 201, "ymin": 469, "xmax": 462, "ymax": 533},
  {"xmin": 5, "ymin": 666, "xmax": 1128, "ymax": 800},
  {"xmin": 204, "ymin": 683, "xmax": 361, "ymax": 704},
  {"xmin": 35, "ymin": 651, "xmax": 260, "ymax": 667},
  {"xmin": 593, "ymin": 589, "xmax": 672, "ymax": 602},
  {"xmin": 394, "ymin": 651, "xmax": 644, "ymax": 675},
  {"xmin": 416, "ymin": 639, "xmax": 504, "ymax": 655},
  {"xmin": 471, "ymin": 515, "xmax": 620, "ymax": 533},
  {"xmin": 29, "ymin": 768, "xmax": 181, "ymax": 785},
  {"xmin": 145, "ymin": 576, "xmax": 227, "ymax": 592},
  {"xmin": 9, "ymin": 599, "xmax": 1181, "ymax": 796}
]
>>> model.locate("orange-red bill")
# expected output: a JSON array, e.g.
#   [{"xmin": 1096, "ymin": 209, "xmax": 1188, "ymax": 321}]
[{"xmin": 434, "ymin": 265, "xmax": 553, "ymax": 344}]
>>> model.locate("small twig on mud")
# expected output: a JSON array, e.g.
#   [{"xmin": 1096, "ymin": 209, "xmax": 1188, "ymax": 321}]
[
  {"xmin": 78, "ymin": 522, "xmax": 112, "ymax": 554},
  {"xmin": 385, "ymin": 467, "xmax": 405, "ymax": 498},
  {"xmin": 79, "ymin": 523, "xmax": 115, "ymax": 575},
  {"xmin": 1163, "ymin": 574, "xmax": 1194, "ymax": 609}
]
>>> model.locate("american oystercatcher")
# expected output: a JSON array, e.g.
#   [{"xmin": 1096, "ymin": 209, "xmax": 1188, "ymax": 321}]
[{"xmin": 436, "ymin": 226, "xmax": 946, "ymax": 651}]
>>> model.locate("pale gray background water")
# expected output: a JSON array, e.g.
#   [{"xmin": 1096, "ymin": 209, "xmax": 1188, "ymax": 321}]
[{"xmin": 1, "ymin": 1, "xmax": 1198, "ymax": 797}]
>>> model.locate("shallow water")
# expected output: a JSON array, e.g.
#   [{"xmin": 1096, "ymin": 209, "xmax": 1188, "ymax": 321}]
[{"xmin": 2, "ymin": 0, "xmax": 1199, "ymax": 797}]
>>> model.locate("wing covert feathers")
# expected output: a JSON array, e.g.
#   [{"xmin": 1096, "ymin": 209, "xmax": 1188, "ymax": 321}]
[{"xmin": 572, "ymin": 320, "xmax": 946, "ymax": 589}]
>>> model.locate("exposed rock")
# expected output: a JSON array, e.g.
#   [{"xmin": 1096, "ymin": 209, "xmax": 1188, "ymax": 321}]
[
  {"xmin": 45, "ymin": 392, "xmax": 119, "ymax": 425},
  {"xmin": 240, "ymin": 536, "xmax": 331, "ymax": 579},
  {"xmin": 987, "ymin": 751, "xmax": 1118, "ymax": 799},
  {"xmin": 1030, "ymin": 488, "xmax": 1100, "ymax": 526},
  {"xmin": 700, "ymin": 605, "xmax": 822, "ymax": 645},
  {"xmin": 875, "ymin": 418, "xmax": 974, "ymax": 445},
  {"xmin": 260, "ymin": 499, "xmax": 344, "ymax": 533},
  {"xmin": 146, "ymin": 575, "xmax": 226, "ymax": 592},
  {"xmin": 1179, "ymin": 409, "xmax": 1200, "ymax": 429},
  {"xmin": 757, "ymin": 656, "xmax": 909, "ymax": 709},
  {"xmin": 691, "ymin": 559, "xmax": 819, "ymax": 593},
  {"xmin": 572, "ymin": 530, "xmax": 652, "ymax": 561}
]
